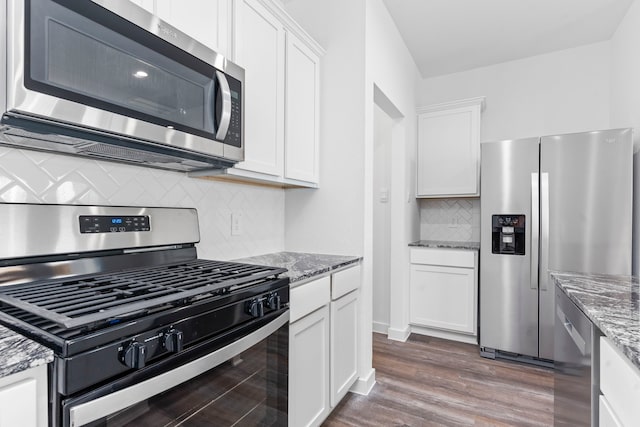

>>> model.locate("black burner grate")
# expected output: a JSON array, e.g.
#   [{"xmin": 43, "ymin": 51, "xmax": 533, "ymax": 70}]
[{"xmin": 0, "ymin": 260, "xmax": 285, "ymax": 329}]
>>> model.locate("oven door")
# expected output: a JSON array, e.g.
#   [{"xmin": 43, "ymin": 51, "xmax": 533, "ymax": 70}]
[
  {"xmin": 62, "ymin": 311, "xmax": 288, "ymax": 427},
  {"xmin": 6, "ymin": 0, "xmax": 243, "ymax": 159}
]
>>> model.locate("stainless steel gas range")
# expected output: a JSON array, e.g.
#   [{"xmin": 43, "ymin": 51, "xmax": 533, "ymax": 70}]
[{"xmin": 0, "ymin": 203, "xmax": 289, "ymax": 427}]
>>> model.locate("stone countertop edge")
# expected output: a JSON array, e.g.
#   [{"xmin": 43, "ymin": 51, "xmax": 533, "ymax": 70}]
[
  {"xmin": 0, "ymin": 324, "xmax": 53, "ymax": 379},
  {"xmin": 234, "ymin": 251, "xmax": 362, "ymax": 284},
  {"xmin": 409, "ymin": 240, "xmax": 480, "ymax": 250},
  {"xmin": 551, "ymin": 272, "xmax": 640, "ymax": 371}
]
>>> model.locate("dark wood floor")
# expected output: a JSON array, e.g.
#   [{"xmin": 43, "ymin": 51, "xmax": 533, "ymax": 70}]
[{"xmin": 323, "ymin": 333, "xmax": 553, "ymax": 427}]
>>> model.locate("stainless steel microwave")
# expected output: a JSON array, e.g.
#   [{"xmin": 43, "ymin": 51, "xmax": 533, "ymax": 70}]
[{"xmin": 0, "ymin": 0, "xmax": 244, "ymax": 171}]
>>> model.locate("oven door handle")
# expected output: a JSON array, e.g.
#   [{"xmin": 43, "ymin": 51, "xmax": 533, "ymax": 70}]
[{"xmin": 68, "ymin": 311, "xmax": 289, "ymax": 427}]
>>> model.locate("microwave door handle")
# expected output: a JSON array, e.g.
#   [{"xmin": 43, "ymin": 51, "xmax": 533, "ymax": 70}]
[{"xmin": 215, "ymin": 71, "xmax": 232, "ymax": 141}]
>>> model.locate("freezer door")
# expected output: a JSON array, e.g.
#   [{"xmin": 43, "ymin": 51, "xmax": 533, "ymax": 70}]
[
  {"xmin": 480, "ymin": 138, "xmax": 540, "ymax": 358},
  {"xmin": 539, "ymin": 128, "xmax": 633, "ymax": 360}
]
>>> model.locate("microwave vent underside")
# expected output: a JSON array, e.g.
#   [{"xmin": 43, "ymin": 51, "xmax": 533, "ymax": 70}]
[
  {"xmin": 0, "ymin": 114, "xmax": 234, "ymax": 172},
  {"xmin": 77, "ymin": 141, "xmax": 191, "ymax": 164}
]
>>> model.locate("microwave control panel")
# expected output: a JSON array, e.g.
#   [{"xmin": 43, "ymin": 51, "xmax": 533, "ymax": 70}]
[{"xmin": 224, "ymin": 75, "xmax": 242, "ymax": 148}]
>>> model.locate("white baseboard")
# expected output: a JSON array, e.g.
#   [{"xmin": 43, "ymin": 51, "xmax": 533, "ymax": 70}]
[
  {"xmin": 349, "ymin": 368, "xmax": 376, "ymax": 395},
  {"xmin": 410, "ymin": 325, "xmax": 478, "ymax": 345},
  {"xmin": 372, "ymin": 321, "xmax": 389, "ymax": 334},
  {"xmin": 387, "ymin": 326, "xmax": 411, "ymax": 342}
]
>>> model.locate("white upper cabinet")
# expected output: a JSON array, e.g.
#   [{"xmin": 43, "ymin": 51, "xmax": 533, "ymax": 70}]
[
  {"xmin": 127, "ymin": 0, "xmax": 154, "ymax": 13},
  {"xmin": 233, "ymin": 0, "xmax": 285, "ymax": 176},
  {"xmin": 127, "ymin": 1, "xmax": 230, "ymax": 57},
  {"xmin": 284, "ymin": 31, "xmax": 320, "ymax": 184},
  {"xmin": 126, "ymin": 0, "xmax": 323, "ymax": 187},
  {"xmin": 417, "ymin": 97, "xmax": 485, "ymax": 197},
  {"xmin": 208, "ymin": 0, "xmax": 324, "ymax": 188},
  {"xmin": 156, "ymin": 0, "xmax": 231, "ymax": 57}
]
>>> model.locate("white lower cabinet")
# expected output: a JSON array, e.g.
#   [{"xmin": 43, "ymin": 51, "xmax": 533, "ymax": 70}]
[
  {"xmin": 289, "ymin": 276, "xmax": 331, "ymax": 427},
  {"xmin": 600, "ymin": 395, "xmax": 623, "ymax": 427},
  {"xmin": 330, "ymin": 289, "xmax": 358, "ymax": 407},
  {"xmin": 409, "ymin": 248, "xmax": 478, "ymax": 342},
  {"xmin": 289, "ymin": 264, "xmax": 361, "ymax": 427},
  {"xmin": 290, "ymin": 304, "xmax": 330, "ymax": 427},
  {"xmin": 329, "ymin": 265, "xmax": 360, "ymax": 407},
  {"xmin": 599, "ymin": 336, "xmax": 640, "ymax": 427},
  {"xmin": 0, "ymin": 364, "xmax": 48, "ymax": 427}
]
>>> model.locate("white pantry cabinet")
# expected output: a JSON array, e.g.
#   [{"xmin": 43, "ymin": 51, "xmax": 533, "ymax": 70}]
[
  {"xmin": 289, "ymin": 263, "xmax": 361, "ymax": 427},
  {"xmin": 599, "ymin": 336, "xmax": 640, "ymax": 427},
  {"xmin": 0, "ymin": 365, "xmax": 48, "ymax": 427},
  {"xmin": 215, "ymin": 0, "xmax": 323, "ymax": 188},
  {"xmin": 409, "ymin": 247, "xmax": 478, "ymax": 344},
  {"xmin": 416, "ymin": 97, "xmax": 485, "ymax": 197}
]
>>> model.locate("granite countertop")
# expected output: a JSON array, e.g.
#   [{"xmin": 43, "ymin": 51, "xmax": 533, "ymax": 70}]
[
  {"xmin": 409, "ymin": 240, "xmax": 480, "ymax": 250},
  {"xmin": 235, "ymin": 251, "xmax": 361, "ymax": 285},
  {"xmin": 551, "ymin": 272, "xmax": 640, "ymax": 371},
  {"xmin": 0, "ymin": 324, "xmax": 53, "ymax": 379}
]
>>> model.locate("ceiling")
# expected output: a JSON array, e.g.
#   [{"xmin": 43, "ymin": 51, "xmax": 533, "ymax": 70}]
[{"xmin": 382, "ymin": 0, "xmax": 634, "ymax": 78}]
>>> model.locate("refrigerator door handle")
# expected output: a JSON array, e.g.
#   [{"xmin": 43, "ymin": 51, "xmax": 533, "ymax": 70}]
[
  {"xmin": 531, "ymin": 173, "xmax": 539, "ymax": 290},
  {"xmin": 540, "ymin": 172, "xmax": 550, "ymax": 291}
]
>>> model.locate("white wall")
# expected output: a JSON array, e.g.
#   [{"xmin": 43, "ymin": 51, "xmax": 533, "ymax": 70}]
[
  {"xmin": 284, "ymin": 0, "xmax": 374, "ymax": 393},
  {"xmin": 365, "ymin": 0, "xmax": 421, "ymax": 344},
  {"xmin": 372, "ymin": 104, "xmax": 392, "ymax": 333},
  {"xmin": 418, "ymin": 41, "xmax": 612, "ymax": 248},
  {"xmin": 284, "ymin": 0, "xmax": 421, "ymax": 392},
  {"xmin": 610, "ymin": 0, "xmax": 640, "ymax": 274},
  {"xmin": 0, "ymin": 148, "xmax": 285, "ymax": 260},
  {"xmin": 419, "ymin": 41, "xmax": 611, "ymax": 142},
  {"xmin": 283, "ymin": 0, "xmax": 366, "ymax": 257}
]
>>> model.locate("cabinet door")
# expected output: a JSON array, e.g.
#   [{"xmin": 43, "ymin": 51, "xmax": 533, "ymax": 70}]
[
  {"xmin": 156, "ymin": 0, "xmax": 230, "ymax": 56},
  {"xmin": 127, "ymin": 0, "xmax": 154, "ymax": 13},
  {"xmin": 284, "ymin": 31, "xmax": 319, "ymax": 184},
  {"xmin": 409, "ymin": 264, "xmax": 476, "ymax": 333},
  {"xmin": 417, "ymin": 102, "xmax": 481, "ymax": 197},
  {"xmin": 330, "ymin": 290, "xmax": 358, "ymax": 407},
  {"xmin": 0, "ymin": 379, "xmax": 37, "ymax": 427},
  {"xmin": 0, "ymin": 365, "xmax": 47, "ymax": 427},
  {"xmin": 233, "ymin": 0, "xmax": 285, "ymax": 176},
  {"xmin": 290, "ymin": 305, "xmax": 330, "ymax": 427},
  {"xmin": 599, "ymin": 396, "xmax": 623, "ymax": 427},
  {"xmin": 600, "ymin": 336, "xmax": 640, "ymax": 427}
]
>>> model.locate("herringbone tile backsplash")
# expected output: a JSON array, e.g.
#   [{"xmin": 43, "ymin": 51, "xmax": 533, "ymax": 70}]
[
  {"xmin": 419, "ymin": 198, "xmax": 480, "ymax": 242},
  {"xmin": 0, "ymin": 147, "xmax": 285, "ymax": 260}
]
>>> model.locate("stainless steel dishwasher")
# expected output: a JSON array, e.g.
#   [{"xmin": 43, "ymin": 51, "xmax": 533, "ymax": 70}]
[{"xmin": 554, "ymin": 285, "xmax": 600, "ymax": 426}]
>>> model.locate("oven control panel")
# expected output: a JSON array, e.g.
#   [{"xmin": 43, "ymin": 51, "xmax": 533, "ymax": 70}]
[{"xmin": 79, "ymin": 215, "xmax": 151, "ymax": 233}]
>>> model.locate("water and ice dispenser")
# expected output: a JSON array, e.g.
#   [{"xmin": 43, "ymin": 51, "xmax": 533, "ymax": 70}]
[{"xmin": 491, "ymin": 215, "xmax": 525, "ymax": 255}]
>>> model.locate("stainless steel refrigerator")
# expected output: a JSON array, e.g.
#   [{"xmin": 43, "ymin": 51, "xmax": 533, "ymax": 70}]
[{"xmin": 479, "ymin": 128, "xmax": 633, "ymax": 361}]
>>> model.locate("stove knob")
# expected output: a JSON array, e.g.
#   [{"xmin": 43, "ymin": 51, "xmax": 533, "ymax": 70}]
[
  {"xmin": 164, "ymin": 329, "xmax": 184, "ymax": 353},
  {"xmin": 122, "ymin": 342, "xmax": 147, "ymax": 369},
  {"xmin": 247, "ymin": 299, "xmax": 264, "ymax": 318},
  {"xmin": 267, "ymin": 293, "xmax": 281, "ymax": 310}
]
